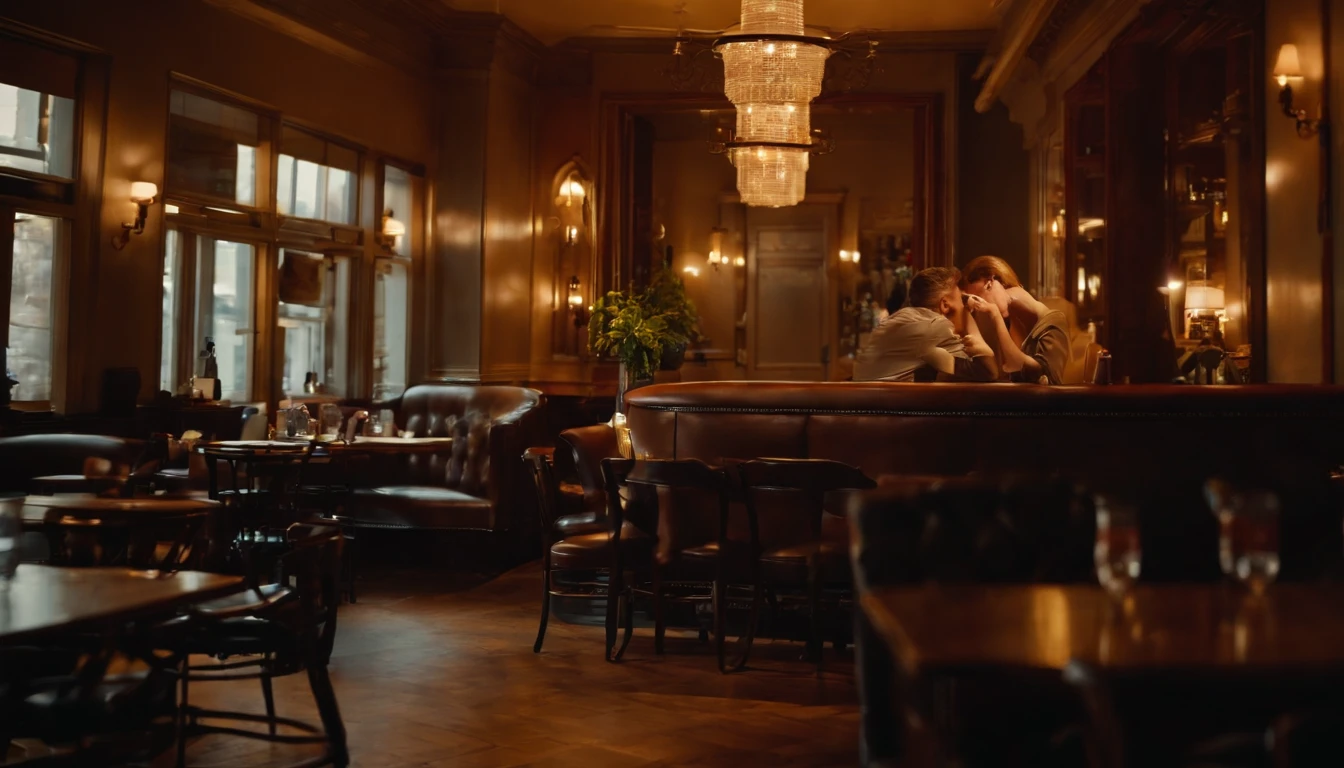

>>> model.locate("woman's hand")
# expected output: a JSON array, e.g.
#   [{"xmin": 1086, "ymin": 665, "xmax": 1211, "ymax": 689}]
[{"xmin": 965, "ymin": 294, "xmax": 996, "ymax": 317}]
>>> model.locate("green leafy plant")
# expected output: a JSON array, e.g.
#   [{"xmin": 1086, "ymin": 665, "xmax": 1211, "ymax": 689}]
[
  {"xmin": 643, "ymin": 262, "xmax": 702, "ymax": 346},
  {"xmin": 588, "ymin": 264, "xmax": 702, "ymax": 380}
]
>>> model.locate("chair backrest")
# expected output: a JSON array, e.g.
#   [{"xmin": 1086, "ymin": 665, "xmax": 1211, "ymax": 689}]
[
  {"xmin": 558, "ymin": 424, "xmax": 619, "ymax": 516},
  {"xmin": 740, "ymin": 458, "xmax": 876, "ymax": 549},
  {"xmin": 848, "ymin": 477, "xmax": 1096, "ymax": 589},
  {"xmin": 524, "ymin": 448, "xmax": 560, "ymax": 533},
  {"xmin": 279, "ymin": 522, "xmax": 345, "ymax": 658},
  {"xmin": 605, "ymin": 457, "xmax": 732, "ymax": 563}
]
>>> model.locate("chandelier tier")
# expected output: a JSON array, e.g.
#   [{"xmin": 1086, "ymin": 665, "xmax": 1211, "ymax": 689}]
[{"xmin": 715, "ymin": 0, "xmax": 831, "ymax": 208}]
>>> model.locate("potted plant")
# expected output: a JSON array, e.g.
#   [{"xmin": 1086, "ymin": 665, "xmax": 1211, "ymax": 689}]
[
  {"xmin": 642, "ymin": 261, "xmax": 701, "ymax": 371},
  {"xmin": 588, "ymin": 290, "xmax": 666, "ymax": 409}
]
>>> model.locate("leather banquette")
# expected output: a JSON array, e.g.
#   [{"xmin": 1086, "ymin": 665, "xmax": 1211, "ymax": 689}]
[
  {"xmin": 342, "ymin": 385, "xmax": 544, "ymax": 533},
  {"xmin": 623, "ymin": 382, "xmax": 1344, "ymax": 581}
]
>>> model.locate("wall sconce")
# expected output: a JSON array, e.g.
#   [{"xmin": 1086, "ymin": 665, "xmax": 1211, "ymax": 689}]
[
  {"xmin": 556, "ymin": 171, "xmax": 587, "ymax": 209},
  {"xmin": 563, "ymin": 225, "xmax": 580, "ymax": 246},
  {"xmin": 567, "ymin": 275, "xmax": 588, "ymax": 326},
  {"xmin": 733, "ymin": 255, "xmax": 745, "ymax": 268},
  {"xmin": 1273, "ymin": 44, "xmax": 1322, "ymax": 139},
  {"xmin": 707, "ymin": 228, "xmax": 725, "ymax": 270},
  {"xmin": 111, "ymin": 181, "xmax": 157, "ymax": 250},
  {"xmin": 381, "ymin": 208, "xmax": 406, "ymax": 253},
  {"xmin": 838, "ymin": 249, "xmax": 859, "ymax": 264}
]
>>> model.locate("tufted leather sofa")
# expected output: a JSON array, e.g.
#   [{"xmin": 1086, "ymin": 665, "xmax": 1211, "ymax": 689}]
[
  {"xmin": 342, "ymin": 384, "xmax": 545, "ymax": 533},
  {"xmin": 0, "ymin": 434, "xmax": 147, "ymax": 493}
]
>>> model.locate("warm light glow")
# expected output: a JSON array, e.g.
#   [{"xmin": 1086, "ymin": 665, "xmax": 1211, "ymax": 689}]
[
  {"xmin": 707, "ymin": 228, "xmax": 725, "ymax": 266},
  {"xmin": 1186, "ymin": 284, "xmax": 1226, "ymax": 311},
  {"xmin": 683, "ymin": 266, "xmax": 701, "ymax": 277},
  {"xmin": 558, "ymin": 175, "xmax": 587, "ymax": 208},
  {"xmin": 1273, "ymin": 44, "xmax": 1303, "ymax": 86},
  {"xmin": 1050, "ymin": 219, "xmax": 1060, "ymax": 237},
  {"xmin": 1167, "ymin": 280, "xmax": 1184, "ymax": 291},
  {"xmin": 164, "ymin": 203, "xmax": 180, "ymax": 215},
  {"xmin": 383, "ymin": 217, "xmax": 406, "ymax": 238},
  {"xmin": 733, "ymin": 255, "xmax": 746, "ymax": 267},
  {"xmin": 130, "ymin": 181, "xmax": 158, "ymax": 204},
  {"xmin": 1077, "ymin": 267, "xmax": 1087, "ymax": 299},
  {"xmin": 1221, "ymin": 210, "xmax": 1229, "ymax": 226},
  {"xmin": 564, "ymin": 225, "xmax": 580, "ymax": 245}
]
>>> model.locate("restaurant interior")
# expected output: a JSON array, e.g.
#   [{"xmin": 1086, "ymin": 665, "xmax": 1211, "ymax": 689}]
[{"xmin": 2, "ymin": 0, "xmax": 1344, "ymax": 766}]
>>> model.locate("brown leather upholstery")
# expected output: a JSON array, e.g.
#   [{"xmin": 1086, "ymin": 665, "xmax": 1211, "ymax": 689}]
[
  {"xmin": 624, "ymin": 382, "xmax": 1344, "ymax": 486},
  {"xmin": 342, "ymin": 385, "xmax": 544, "ymax": 532},
  {"xmin": 557, "ymin": 425, "xmax": 619, "ymax": 515},
  {"xmin": 0, "ymin": 434, "xmax": 146, "ymax": 493}
]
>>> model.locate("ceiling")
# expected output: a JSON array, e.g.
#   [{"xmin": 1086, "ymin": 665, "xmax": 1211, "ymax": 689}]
[{"xmin": 443, "ymin": 0, "xmax": 1003, "ymax": 46}]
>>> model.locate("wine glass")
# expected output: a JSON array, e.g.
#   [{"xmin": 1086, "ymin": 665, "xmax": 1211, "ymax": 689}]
[
  {"xmin": 1224, "ymin": 490, "xmax": 1281, "ymax": 594},
  {"xmin": 319, "ymin": 404, "xmax": 343, "ymax": 441},
  {"xmin": 1095, "ymin": 494, "xmax": 1141, "ymax": 598}
]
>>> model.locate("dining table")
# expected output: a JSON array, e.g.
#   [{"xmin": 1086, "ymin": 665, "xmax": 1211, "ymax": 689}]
[
  {"xmin": 20, "ymin": 493, "xmax": 220, "ymax": 569},
  {"xmin": 859, "ymin": 583, "xmax": 1344, "ymax": 766},
  {"xmin": 0, "ymin": 564, "xmax": 243, "ymax": 645}
]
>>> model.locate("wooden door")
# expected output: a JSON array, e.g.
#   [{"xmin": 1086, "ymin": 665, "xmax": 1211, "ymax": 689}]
[{"xmin": 746, "ymin": 223, "xmax": 830, "ymax": 380}]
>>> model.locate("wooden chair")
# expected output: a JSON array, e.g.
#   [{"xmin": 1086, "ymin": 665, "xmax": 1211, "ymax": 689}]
[
  {"xmin": 603, "ymin": 457, "xmax": 755, "ymax": 672},
  {"xmin": 738, "ymin": 458, "xmax": 875, "ymax": 673},
  {"xmin": 161, "ymin": 522, "xmax": 348, "ymax": 768},
  {"xmin": 525, "ymin": 447, "xmax": 642, "ymax": 654}
]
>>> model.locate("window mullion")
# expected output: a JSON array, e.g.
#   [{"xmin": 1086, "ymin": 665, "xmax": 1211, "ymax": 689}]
[{"xmin": 0, "ymin": 206, "xmax": 15, "ymax": 355}]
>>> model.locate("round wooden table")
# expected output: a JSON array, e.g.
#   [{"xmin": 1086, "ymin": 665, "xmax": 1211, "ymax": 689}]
[{"xmin": 21, "ymin": 493, "xmax": 219, "ymax": 569}]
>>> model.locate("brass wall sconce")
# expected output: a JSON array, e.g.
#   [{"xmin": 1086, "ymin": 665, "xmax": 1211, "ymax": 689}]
[
  {"xmin": 1273, "ymin": 44, "xmax": 1323, "ymax": 139},
  {"xmin": 111, "ymin": 181, "xmax": 158, "ymax": 250},
  {"xmin": 707, "ymin": 228, "xmax": 725, "ymax": 270},
  {"xmin": 567, "ymin": 275, "xmax": 588, "ymax": 326}
]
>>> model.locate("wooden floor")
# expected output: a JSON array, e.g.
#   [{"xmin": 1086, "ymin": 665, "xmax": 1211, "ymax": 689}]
[{"xmin": 181, "ymin": 562, "xmax": 861, "ymax": 767}]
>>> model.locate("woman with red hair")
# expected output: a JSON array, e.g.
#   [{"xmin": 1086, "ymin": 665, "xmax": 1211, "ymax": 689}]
[{"xmin": 962, "ymin": 256, "xmax": 1070, "ymax": 384}]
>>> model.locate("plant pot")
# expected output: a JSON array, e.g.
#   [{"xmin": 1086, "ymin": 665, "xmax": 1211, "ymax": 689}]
[
  {"xmin": 659, "ymin": 342, "xmax": 687, "ymax": 371},
  {"xmin": 615, "ymin": 362, "xmax": 655, "ymax": 415}
]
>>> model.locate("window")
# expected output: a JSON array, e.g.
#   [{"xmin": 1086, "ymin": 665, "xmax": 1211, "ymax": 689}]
[
  {"xmin": 160, "ymin": 230, "xmax": 256, "ymax": 401},
  {"xmin": 277, "ymin": 126, "xmax": 357, "ymax": 225},
  {"xmin": 277, "ymin": 249, "xmax": 350, "ymax": 397},
  {"xmin": 8, "ymin": 212, "xmax": 64, "ymax": 403},
  {"xmin": 373, "ymin": 164, "xmax": 419, "ymax": 398},
  {"xmin": 167, "ymin": 89, "xmax": 261, "ymax": 206},
  {"xmin": 0, "ymin": 36, "xmax": 78, "ymax": 180}
]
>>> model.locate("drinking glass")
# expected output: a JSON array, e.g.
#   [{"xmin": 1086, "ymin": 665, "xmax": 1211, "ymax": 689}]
[
  {"xmin": 0, "ymin": 493, "xmax": 22, "ymax": 586},
  {"xmin": 319, "ymin": 404, "xmax": 343, "ymax": 440},
  {"xmin": 1095, "ymin": 495, "xmax": 1141, "ymax": 597},
  {"xmin": 379, "ymin": 409, "xmax": 396, "ymax": 435},
  {"xmin": 363, "ymin": 413, "xmax": 383, "ymax": 437},
  {"xmin": 1222, "ymin": 490, "xmax": 1280, "ymax": 593}
]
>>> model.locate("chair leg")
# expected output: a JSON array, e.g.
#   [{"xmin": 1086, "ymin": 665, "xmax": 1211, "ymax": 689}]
[
  {"xmin": 653, "ymin": 568, "xmax": 666, "ymax": 655},
  {"xmin": 307, "ymin": 662, "xmax": 349, "ymax": 768},
  {"xmin": 344, "ymin": 528, "xmax": 357, "ymax": 604},
  {"xmin": 808, "ymin": 558, "xmax": 823, "ymax": 676},
  {"xmin": 534, "ymin": 558, "xmax": 552, "ymax": 654},
  {"xmin": 260, "ymin": 657, "xmax": 277, "ymax": 736},
  {"xmin": 605, "ymin": 568, "xmax": 622, "ymax": 662},
  {"xmin": 175, "ymin": 659, "xmax": 190, "ymax": 768}
]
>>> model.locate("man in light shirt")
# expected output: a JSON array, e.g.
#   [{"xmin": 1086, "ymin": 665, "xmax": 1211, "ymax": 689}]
[{"xmin": 853, "ymin": 267, "xmax": 997, "ymax": 382}]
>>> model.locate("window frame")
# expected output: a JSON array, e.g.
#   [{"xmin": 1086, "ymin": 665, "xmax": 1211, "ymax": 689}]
[
  {"xmin": 370, "ymin": 158, "xmax": 424, "ymax": 399},
  {"xmin": 0, "ymin": 24, "xmax": 106, "ymax": 414}
]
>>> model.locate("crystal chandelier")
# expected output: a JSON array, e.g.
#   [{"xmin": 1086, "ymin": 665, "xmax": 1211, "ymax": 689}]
[{"xmin": 716, "ymin": 0, "xmax": 830, "ymax": 207}]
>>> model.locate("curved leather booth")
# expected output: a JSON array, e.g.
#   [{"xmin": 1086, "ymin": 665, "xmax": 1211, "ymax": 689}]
[
  {"xmin": 623, "ymin": 381, "xmax": 1344, "ymax": 483},
  {"xmin": 343, "ymin": 384, "xmax": 544, "ymax": 533}
]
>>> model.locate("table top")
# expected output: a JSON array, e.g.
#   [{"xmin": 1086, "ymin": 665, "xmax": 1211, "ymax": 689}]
[
  {"xmin": 862, "ymin": 583, "xmax": 1344, "ymax": 674},
  {"xmin": 20, "ymin": 493, "xmax": 219, "ymax": 526},
  {"xmin": 0, "ymin": 565, "xmax": 243, "ymax": 644},
  {"xmin": 200, "ymin": 437, "xmax": 453, "ymax": 456}
]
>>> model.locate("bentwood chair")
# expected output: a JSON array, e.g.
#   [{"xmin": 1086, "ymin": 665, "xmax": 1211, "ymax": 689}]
[
  {"xmin": 738, "ymin": 458, "xmax": 875, "ymax": 674},
  {"xmin": 526, "ymin": 447, "xmax": 643, "ymax": 654},
  {"xmin": 161, "ymin": 522, "xmax": 347, "ymax": 768},
  {"xmin": 604, "ymin": 457, "xmax": 757, "ymax": 673}
]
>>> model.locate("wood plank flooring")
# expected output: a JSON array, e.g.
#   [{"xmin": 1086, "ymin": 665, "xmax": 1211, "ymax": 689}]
[{"xmin": 178, "ymin": 563, "xmax": 860, "ymax": 767}]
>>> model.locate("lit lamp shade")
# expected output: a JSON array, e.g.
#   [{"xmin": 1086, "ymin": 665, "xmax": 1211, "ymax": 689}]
[
  {"xmin": 1185, "ymin": 285, "xmax": 1225, "ymax": 311},
  {"xmin": 382, "ymin": 217, "xmax": 406, "ymax": 238},
  {"xmin": 1273, "ymin": 44, "xmax": 1303, "ymax": 85},
  {"xmin": 129, "ymin": 181, "xmax": 158, "ymax": 204}
]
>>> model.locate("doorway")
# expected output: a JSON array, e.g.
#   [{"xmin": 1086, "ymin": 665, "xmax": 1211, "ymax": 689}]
[{"xmin": 744, "ymin": 202, "xmax": 837, "ymax": 381}]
